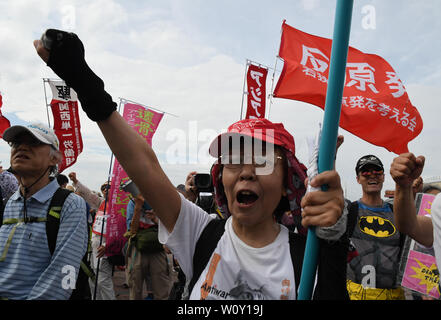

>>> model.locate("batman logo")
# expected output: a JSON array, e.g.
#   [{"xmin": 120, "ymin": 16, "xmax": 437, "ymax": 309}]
[{"xmin": 359, "ymin": 216, "xmax": 396, "ymax": 238}]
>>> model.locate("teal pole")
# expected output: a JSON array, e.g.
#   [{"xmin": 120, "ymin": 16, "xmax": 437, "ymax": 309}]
[{"xmin": 297, "ymin": 0, "xmax": 354, "ymax": 300}]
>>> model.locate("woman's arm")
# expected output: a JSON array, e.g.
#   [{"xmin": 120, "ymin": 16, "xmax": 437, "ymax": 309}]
[
  {"xmin": 390, "ymin": 153, "xmax": 433, "ymax": 247},
  {"xmin": 34, "ymin": 30, "xmax": 180, "ymax": 233}
]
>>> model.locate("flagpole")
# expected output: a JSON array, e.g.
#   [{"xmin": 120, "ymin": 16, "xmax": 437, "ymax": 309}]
[
  {"xmin": 240, "ymin": 59, "xmax": 249, "ymax": 120},
  {"xmin": 297, "ymin": 0, "xmax": 354, "ymax": 300},
  {"xmin": 93, "ymin": 97, "xmax": 124, "ymax": 300},
  {"xmin": 268, "ymin": 21, "xmax": 284, "ymax": 120},
  {"xmin": 42, "ymin": 78, "xmax": 51, "ymax": 128},
  {"xmin": 267, "ymin": 57, "xmax": 280, "ymax": 120}
]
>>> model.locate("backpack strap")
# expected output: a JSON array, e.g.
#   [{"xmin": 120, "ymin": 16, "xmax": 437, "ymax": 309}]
[
  {"xmin": 0, "ymin": 184, "xmax": 5, "ymax": 228},
  {"xmin": 46, "ymin": 188, "xmax": 72, "ymax": 255},
  {"xmin": 346, "ymin": 200, "xmax": 359, "ymax": 238},
  {"xmin": 288, "ymin": 232, "xmax": 306, "ymax": 294},
  {"xmin": 314, "ymin": 236, "xmax": 350, "ymax": 300},
  {"xmin": 188, "ymin": 218, "xmax": 226, "ymax": 296}
]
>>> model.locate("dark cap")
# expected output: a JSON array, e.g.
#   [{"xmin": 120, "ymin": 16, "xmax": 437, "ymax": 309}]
[{"xmin": 356, "ymin": 155, "xmax": 384, "ymax": 175}]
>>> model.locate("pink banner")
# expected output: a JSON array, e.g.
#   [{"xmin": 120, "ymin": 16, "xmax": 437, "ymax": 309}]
[
  {"xmin": 400, "ymin": 193, "xmax": 440, "ymax": 299},
  {"xmin": 105, "ymin": 103, "xmax": 164, "ymax": 256}
]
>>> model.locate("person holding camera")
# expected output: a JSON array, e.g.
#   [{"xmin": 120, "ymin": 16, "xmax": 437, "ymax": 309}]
[{"xmin": 185, "ymin": 171, "xmax": 224, "ymax": 219}]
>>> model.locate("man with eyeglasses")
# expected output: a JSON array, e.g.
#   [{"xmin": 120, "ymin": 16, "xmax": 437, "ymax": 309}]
[
  {"xmin": 0, "ymin": 123, "xmax": 88, "ymax": 299},
  {"xmin": 346, "ymin": 154, "xmax": 406, "ymax": 300}
]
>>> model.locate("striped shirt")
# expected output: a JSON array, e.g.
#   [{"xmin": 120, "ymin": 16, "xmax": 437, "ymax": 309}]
[{"xmin": 0, "ymin": 179, "xmax": 88, "ymax": 300}]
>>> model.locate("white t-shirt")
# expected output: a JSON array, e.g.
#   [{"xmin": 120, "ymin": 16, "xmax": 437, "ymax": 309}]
[{"xmin": 158, "ymin": 193, "xmax": 296, "ymax": 300}]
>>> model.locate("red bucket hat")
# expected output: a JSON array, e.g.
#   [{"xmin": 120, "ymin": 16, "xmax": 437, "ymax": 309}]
[{"xmin": 209, "ymin": 118, "xmax": 307, "ymax": 229}]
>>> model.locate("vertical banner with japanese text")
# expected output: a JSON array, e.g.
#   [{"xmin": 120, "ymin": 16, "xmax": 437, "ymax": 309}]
[
  {"xmin": 273, "ymin": 21, "xmax": 423, "ymax": 154},
  {"xmin": 0, "ymin": 91, "xmax": 11, "ymax": 138},
  {"xmin": 48, "ymin": 80, "xmax": 83, "ymax": 173},
  {"xmin": 245, "ymin": 64, "xmax": 268, "ymax": 119},
  {"xmin": 105, "ymin": 102, "xmax": 164, "ymax": 256}
]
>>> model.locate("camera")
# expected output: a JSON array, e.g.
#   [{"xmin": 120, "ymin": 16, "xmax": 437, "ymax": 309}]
[
  {"xmin": 194, "ymin": 173, "xmax": 214, "ymax": 193},
  {"xmin": 119, "ymin": 179, "xmax": 140, "ymax": 198},
  {"xmin": 193, "ymin": 174, "xmax": 218, "ymax": 216}
]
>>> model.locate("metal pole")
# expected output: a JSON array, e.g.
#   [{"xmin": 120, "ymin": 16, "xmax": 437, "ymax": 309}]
[
  {"xmin": 240, "ymin": 59, "xmax": 249, "ymax": 120},
  {"xmin": 297, "ymin": 0, "xmax": 354, "ymax": 300},
  {"xmin": 267, "ymin": 57, "xmax": 280, "ymax": 120},
  {"xmin": 268, "ymin": 21, "xmax": 284, "ymax": 120},
  {"xmin": 92, "ymin": 98, "xmax": 124, "ymax": 300},
  {"xmin": 42, "ymin": 78, "xmax": 51, "ymax": 128}
]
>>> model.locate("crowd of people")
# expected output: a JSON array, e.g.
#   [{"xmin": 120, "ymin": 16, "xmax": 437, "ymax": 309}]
[{"xmin": 0, "ymin": 28, "xmax": 440, "ymax": 300}]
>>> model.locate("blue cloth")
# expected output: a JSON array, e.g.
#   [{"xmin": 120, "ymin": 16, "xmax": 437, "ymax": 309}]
[
  {"xmin": 126, "ymin": 199, "xmax": 152, "ymax": 231},
  {"xmin": 0, "ymin": 179, "xmax": 88, "ymax": 300}
]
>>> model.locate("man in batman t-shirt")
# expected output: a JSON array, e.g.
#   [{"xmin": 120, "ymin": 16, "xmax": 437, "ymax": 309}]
[{"xmin": 346, "ymin": 155, "xmax": 405, "ymax": 300}]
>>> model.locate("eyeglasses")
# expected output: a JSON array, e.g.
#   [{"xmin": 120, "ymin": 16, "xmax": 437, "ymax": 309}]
[
  {"xmin": 360, "ymin": 169, "xmax": 384, "ymax": 177},
  {"xmin": 220, "ymin": 154, "xmax": 283, "ymax": 170}
]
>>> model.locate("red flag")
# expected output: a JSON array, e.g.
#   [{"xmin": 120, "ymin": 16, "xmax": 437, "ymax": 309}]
[
  {"xmin": 48, "ymin": 80, "xmax": 83, "ymax": 173},
  {"xmin": 0, "ymin": 92, "xmax": 11, "ymax": 138},
  {"xmin": 245, "ymin": 64, "xmax": 268, "ymax": 119},
  {"xmin": 273, "ymin": 21, "xmax": 422, "ymax": 154}
]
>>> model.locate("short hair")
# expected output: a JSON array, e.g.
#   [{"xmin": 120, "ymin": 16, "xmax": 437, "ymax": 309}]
[
  {"xmin": 56, "ymin": 174, "xmax": 69, "ymax": 186},
  {"xmin": 49, "ymin": 148, "xmax": 63, "ymax": 176}
]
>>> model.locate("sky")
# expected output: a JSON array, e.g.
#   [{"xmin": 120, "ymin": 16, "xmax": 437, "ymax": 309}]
[{"xmin": 0, "ymin": 0, "xmax": 440, "ymax": 200}]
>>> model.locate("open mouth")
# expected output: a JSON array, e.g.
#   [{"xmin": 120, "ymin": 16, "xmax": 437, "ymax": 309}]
[
  {"xmin": 236, "ymin": 190, "xmax": 259, "ymax": 205},
  {"xmin": 15, "ymin": 154, "xmax": 29, "ymax": 159},
  {"xmin": 367, "ymin": 181, "xmax": 378, "ymax": 186},
  {"xmin": 15, "ymin": 154, "xmax": 30, "ymax": 160}
]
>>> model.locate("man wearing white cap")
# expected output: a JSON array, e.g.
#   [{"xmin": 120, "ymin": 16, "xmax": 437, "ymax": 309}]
[{"xmin": 0, "ymin": 122, "xmax": 88, "ymax": 299}]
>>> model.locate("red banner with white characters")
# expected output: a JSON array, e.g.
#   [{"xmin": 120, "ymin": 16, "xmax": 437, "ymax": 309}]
[
  {"xmin": 48, "ymin": 80, "xmax": 83, "ymax": 173},
  {"xmin": 273, "ymin": 21, "xmax": 423, "ymax": 155},
  {"xmin": 245, "ymin": 64, "xmax": 268, "ymax": 119},
  {"xmin": 0, "ymin": 92, "xmax": 11, "ymax": 138},
  {"xmin": 105, "ymin": 102, "xmax": 164, "ymax": 257}
]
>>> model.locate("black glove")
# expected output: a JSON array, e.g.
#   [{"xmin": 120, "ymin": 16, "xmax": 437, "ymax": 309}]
[{"xmin": 41, "ymin": 29, "xmax": 117, "ymax": 121}]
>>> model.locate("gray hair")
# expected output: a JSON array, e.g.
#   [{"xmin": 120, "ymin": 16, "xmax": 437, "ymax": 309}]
[{"xmin": 49, "ymin": 147, "xmax": 63, "ymax": 176}]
